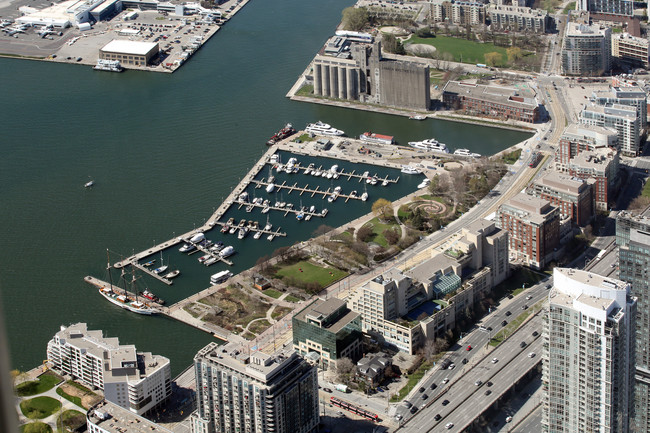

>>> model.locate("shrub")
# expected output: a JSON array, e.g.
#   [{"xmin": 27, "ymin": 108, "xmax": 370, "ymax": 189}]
[{"xmin": 357, "ymin": 226, "xmax": 374, "ymax": 242}]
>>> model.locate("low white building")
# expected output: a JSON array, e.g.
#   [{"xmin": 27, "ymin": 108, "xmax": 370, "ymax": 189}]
[{"xmin": 47, "ymin": 323, "xmax": 171, "ymax": 416}]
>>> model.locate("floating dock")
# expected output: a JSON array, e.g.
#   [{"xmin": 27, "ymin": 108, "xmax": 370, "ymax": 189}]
[
  {"xmin": 131, "ymin": 261, "xmax": 173, "ymax": 285},
  {"xmin": 251, "ymin": 179, "xmax": 367, "ymax": 203}
]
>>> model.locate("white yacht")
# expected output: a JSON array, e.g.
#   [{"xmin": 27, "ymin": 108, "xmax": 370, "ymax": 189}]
[
  {"xmin": 453, "ymin": 148, "xmax": 480, "ymax": 158},
  {"xmin": 266, "ymin": 183, "xmax": 275, "ymax": 193},
  {"xmin": 418, "ymin": 178, "xmax": 431, "ymax": 189},
  {"xmin": 408, "ymin": 138, "xmax": 449, "ymax": 153},
  {"xmin": 401, "ymin": 165, "xmax": 422, "ymax": 175},
  {"xmin": 219, "ymin": 246, "xmax": 235, "ymax": 258},
  {"xmin": 305, "ymin": 121, "xmax": 344, "ymax": 137}
]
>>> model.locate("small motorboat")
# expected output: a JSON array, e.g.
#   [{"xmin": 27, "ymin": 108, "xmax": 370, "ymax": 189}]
[
  {"xmin": 84, "ymin": 180, "xmax": 94, "ymax": 188},
  {"xmin": 204, "ymin": 257, "xmax": 219, "ymax": 266},
  {"xmin": 143, "ymin": 259, "xmax": 155, "ymax": 267},
  {"xmin": 267, "ymin": 233, "xmax": 275, "ymax": 241},
  {"xmin": 198, "ymin": 254, "xmax": 211, "ymax": 263},
  {"xmin": 381, "ymin": 180, "xmax": 389, "ymax": 187},
  {"xmin": 361, "ymin": 192, "xmax": 369, "ymax": 202},
  {"xmin": 164, "ymin": 270, "xmax": 180, "ymax": 279},
  {"xmin": 179, "ymin": 243, "xmax": 195, "ymax": 253}
]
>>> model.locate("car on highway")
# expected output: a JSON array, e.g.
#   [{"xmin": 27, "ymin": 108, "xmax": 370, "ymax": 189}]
[
  {"xmin": 442, "ymin": 378, "xmax": 449, "ymax": 384},
  {"xmin": 422, "ymin": 393, "xmax": 428, "ymax": 400},
  {"xmin": 528, "ymin": 352, "xmax": 536, "ymax": 358},
  {"xmin": 430, "ymin": 383, "xmax": 437, "ymax": 390},
  {"xmin": 526, "ymin": 295, "xmax": 532, "ymax": 300},
  {"xmin": 446, "ymin": 422, "xmax": 454, "ymax": 429},
  {"xmin": 323, "ymin": 388, "xmax": 332, "ymax": 393},
  {"xmin": 485, "ymin": 390, "xmax": 492, "ymax": 396},
  {"xmin": 492, "ymin": 358, "xmax": 498, "ymax": 363},
  {"xmin": 403, "ymin": 401, "xmax": 412, "ymax": 408},
  {"xmin": 522, "ymin": 304, "xmax": 528, "ymax": 310},
  {"xmin": 505, "ymin": 311, "xmax": 511, "ymax": 316},
  {"xmin": 419, "ymin": 387, "xmax": 425, "ymax": 393},
  {"xmin": 475, "ymin": 380, "xmax": 483, "ymax": 386},
  {"xmin": 462, "ymin": 358, "xmax": 468, "ymax": 364},
  {"xmin": 434, "ymin": 414, "xmax": 442, "ymax": 421},
  {"xmin": 410, "ymin": 406, "xmax": 418, "ymax": 414},
  {"xmin": 466, "ymin": 345, "xmax": 472, "ymax": 351},
  {"xmin": 532, "ymin": 331, "xmax": 539, "ymax": 337},
  {"xmin": 520, "ymin": 341, "xmax": 527, "ymax": 348},
  {"xmin": 448, "ymin": 363, "xmax": 456, "ymax": 370},
  {"xmin": 487, "ymin": 381, "xmax": 493, "ymax": 387},
  {"xmin": 442, "ymin": 399, "xmax": 450, "ymax": 406},
  {"xmin": 502, "ymin": 320, "xmax": 508, "ymax": 327}
]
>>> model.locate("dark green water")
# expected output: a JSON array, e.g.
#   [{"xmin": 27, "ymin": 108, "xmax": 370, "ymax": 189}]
[{"xmin": 0, "ymin": 0, "xmax": 531, "ymax": 376}]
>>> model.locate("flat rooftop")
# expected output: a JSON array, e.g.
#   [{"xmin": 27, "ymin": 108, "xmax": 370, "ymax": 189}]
[
  {"xmin": 101, "ymin": 40, "xmax": 159, "ymax": 55},
  {"xmin": 534, "ymin": 171, "xmax": 587, "ymax": 195},
  {"xmin": 88, "ymin": 399, "xmax": 173, "ymax": 433},
  {"xmin": 443, "ymin": 81, "xmax": 538, "ymax": 109},
  {"xmin": 570, "ymin": 147, "xmax": 616, "ymax": 171},
  {"xmin": 294, "ymin": 298, "xmax": 359, "ymax": 334},
  {"xmin": 501, "ymin": 193, "xmax": 556, "ymax": 224}
]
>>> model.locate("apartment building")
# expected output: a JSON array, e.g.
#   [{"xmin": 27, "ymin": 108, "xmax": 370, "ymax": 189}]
[
  {"xmin": 578, "ymin": 0, "xmax": 633, "ymax": 16},
  {"xmin": 487, "ymin": 5, "xmax": 549, "ymax": 33},
  {"xmin": 292, "ymin": 298, "xmax": 363, "ymax": 370},
  {"xmin": 527, "ymin": 171, "xmax": 594, "ymax": 227},
  {"xmin": 191, "ymin": 343, "xmax": 319, "ymax": 433},
  {"xmin": 46, "ymin": 323, "xmax": 171, "ymax": 416},
  {"xmin": 592, "ymin": 85, "xmax": 647, "ymax": 127},
  {"xmin": 556, "ymin": 123, "xmax": 618, "ymax": 165},
  {"xmin": 497, "ymin": 193, "xmax": 559, "ymax": 269},
  {"xmin": 87, "ymin": 399, "xmax": 174, "ymax": 433},
  {"xmin": 562, "ymin": 22, "xmax": 611, "ymax": 76},
  {"xmin": 612, "ymin": 33, "xmax": 650, "ymax": 67},
  {"xmin": 616, "ymin": 212, "xmax": 650, "ymax": 432},
  {"xmin": 542, "ymin": 268, "xmax": 636, "ymax": 433},
  {"xmin": 581, "ymin": 103, "xmax": 640, "ymax": 155},
  {"xmin": 442, "ymin": 81, "xmax": 540, "ymax": 123},
  {"xmin": 429, "ymin": 0, "xmax": 486, "ymax": 25}
]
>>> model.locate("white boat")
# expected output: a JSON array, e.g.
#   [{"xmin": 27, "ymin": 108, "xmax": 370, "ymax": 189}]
[
  {"xmin": 321, "ymin": 208, "xmax": 329, "ymax": 216},
  {"xmin": 359, "ymin": 132, "xmax": 394, "ymax": 145},
  {"xmin": 401, "ymin": 165, "xmax": 422, "ymax": 175},
  {"xmin": 350, "ymin": 190, "xmax": 358, "ymax": 198},
  {"xmin": 366, "ymin": 176, "xmax": 378, "ymax": 185},
  {"xmin": 305, "ymin": 120, "xmax": 345, "ymax": 137},
  {"xmin": 261, "ymin": 205, "xmax": 270, "ymax": 214},
  {"xmin": 219, "ymin": 246, "xmax": 235, "ymax": 258},
  {"xmin": 361, "ymin": 192, "xmax": 369, "ymax": 202},
  {"xmin": 153, "ymin": 265, "xmax": 168, "ymax": 274},
  {"xmin": 454, "ymin": 148, "xmax": 472, "ymax": 156},
  {"xmin": 296, "ymin": 211, "xmax": 305, "ymax": 220},
  {"xmin": 190, "ymin": 232, "xmax": 206, "ymax": 243},
  {"xmin": 408, "ymin": 138, "xmax": 449, "ymax": 153},
  {"xmin": 179, "ymin": 243, "xmax": 195, "ymax": 253},
  {"xmin": 204, "ymin": 257, "xmax": 219, "ymax": 266},
  {"xmin": 229, "ymin": 225, "xmax": 237, "ymax": 234},
  {"xmin": 210, "ymin": 270, "xmax": 233, "ymax": 284},
  {"xmin": 238, "ymin": 192, "xmax": 249, "ymax": 202},
  {"xmin": 381, "ymin": 179, "xmax": 389, "ymax": 187},
  {"xmin": 98, "ymin": 286, "xmax": 156, "ymax": 315},
  {"xmin": 304, "ymin": 163, "xmax": 314, "ymax": 175},
  {"xmin": 269, "ymin": 154, "xmax": 280, "ymax": 164},
  {"xmin": 253, "ymin": 230, "xmax": 263, "ymax": 239},
  {"xmin": 362, "ymin": 171, "xmax": 369, "ymax": 178},
  {"xmin": 330, "ymin": 165, "xmax": 339, "ymax": 174},
  {"xmin": 326, "ymin": 171, "xmax": 333, "ymax": 179},
  {"xmin": 198, "ymin": 254, "xmax": 211, "ymax": 263},
  {"xmin": 418, "ymin": 178, "xmax": 431, "ymax": 189},
  {"xmin": 84, "ymin": 180, "xmax": 94, "ymax": 188},
  {"xmin": 94, "ymin": 59, "xmax": 123, "ymax": 72},
  {"xmin": 409, "ymin": 114, "xmax": 426, "ymax": 120},
  {"xmin": 267, "ymin": 233, "xmax": 275, "ymax": 241},
  {"xmin": 164, "ymin": 270, "xmax": 180, "ymax": 279},
  {"xmin": 309, "ymin": 206, "xmax": 316, "ymax": 213},
  {"xmin": 238, "ymin": 227, "xmax": 249, "ymax": 239}
]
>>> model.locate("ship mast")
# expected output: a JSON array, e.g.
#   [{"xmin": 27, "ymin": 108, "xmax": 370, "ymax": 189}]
[{"xmin": 106, "ymin": 249, "xmax": 114, "ymax": 291}]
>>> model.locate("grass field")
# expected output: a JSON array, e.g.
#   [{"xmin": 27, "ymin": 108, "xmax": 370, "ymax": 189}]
[
  {"xmin": 502, "ymin": 148, "xmax": 522, "ymax": 164},
  {"xmin": 20, "ymin": 422, "xmax": 52, "ymax": 433},
  {"xmin": 56, "ymin": 387, "xmax": 82, "ymax": 408},
  {"xmin": 276, "ymin": 260, "xmax": 347, "ymax": 287},
  {"xmin": 285, "ymin": 294, "xmax": 301, "ymax": 303},
  {"xmin": 271, "ymin": 306, "xmax": 294, "ymax": 320},
  {"xmin": 57, "ymin": 410, "xmax": 86, "ymax": 432},
  {"xmin": 562, "ymin": 1, "xmax": 576, "ymax": 13},
  {"xmin": 15, "ymin": 372, "xmax": 62, "ymax": 397},
  {"xmin": 20, "ymin": 396, "xmax": 61, "ymax": 419},
  {"xmin": 263, "ymin": 288, "xmax": 283, "ymax": 299},
  {"xmin": 409, "ymin": 35, "xmax": 509, "ymax": 66},
  {"xmin": 295, "ymin": 84, "xmax": 314, "ymax": 97},
  {"xmin": 361, "ymin": 217, "xmax": 401, "ymax": 247},
  {"xmin": 642, "ymin": 179, "xmax": 650, "ymax": 198},
  {"xmin": 249, "ymin": 320, "xmax": 271, "ymax": 335}
]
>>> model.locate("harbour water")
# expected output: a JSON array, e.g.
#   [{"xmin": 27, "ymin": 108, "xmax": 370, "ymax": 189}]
[{"xmin": 0, "ymin": 0, "xmax": 531, "ymax": 376}]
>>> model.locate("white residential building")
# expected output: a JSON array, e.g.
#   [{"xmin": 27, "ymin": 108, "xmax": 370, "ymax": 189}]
[
  {"xmin": 47, "ymin": 323, "xmax": 171, "ymax": 416},
  {"xmin": 591, "ymin": 85, "xmax": 647, "ymax": 127},
  {"xmin": 562, "ymin": 22, "xmax": 611, "ymax": 76},
  {"xmin": 191, "ymin": 343, "xmax": 319, "ymax": 433},
  {"xmin": 542, "ymin": 268, "xmax": 636, "ymax": 433},
  {"xmin": 581, "ymin": 103, "xmax": 640, "ymax": 155}
]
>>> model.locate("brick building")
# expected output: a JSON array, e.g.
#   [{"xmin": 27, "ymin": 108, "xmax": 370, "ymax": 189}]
[
  {"xmin": 497, "ymin": 193, "xmax": 560, "ymax": 269},
  {"xmin": 527, "ymin": 171, "xmax": 595, "ymax": 227}
]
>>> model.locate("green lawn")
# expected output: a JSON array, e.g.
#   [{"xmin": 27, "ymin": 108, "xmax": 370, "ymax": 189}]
[
  {"xmin": 295, "ymin": 84, "xmax": 314, "ymax": 97},
  {"xmin": 296, "ymin": 133, "xmax": 315, "ymax": 142},
  {"xmin": 562, "ymin": 1, "xmax": 576, "ymax": 13},
  {"xmin": 272, "ymin": 306, "xmax": 294, "ymax": 320},
  {"xmin": 276, "ymin": 260, "xmax": 347, "ymax": 287},
  {"xmin": 502, "ymin": 148, "xmax": 522, "ymax": 164},
  {"xmin": 20, "ymin": 422, "xmax": 52, "ymax": 433},
  {"xmin": 361, "ymin": 217, "xmax": 401, "ymax": 247},
  {"xmin": 56, "ymin": 387, "xmax": 83, "ymax": 408},
  {"xmin": 249, "ymin": 320, "xmax": 271, "ymax": 335},
  {"xmin": 263, "ymin": 288, "xmax": 283, "ymax": 299},
  {"xmin": 57, "ymin": 410, "xmax": 86, "ymax": 432},
  {"xmin": 390, "ymin": 360, "xmax": 434, "ymax": 402},
  {"xmin": 642, "ymin": 179, "xmax": 650, "ymax": 198},
  {"xmin": 16, "ymin": 372, "xmax": 62, "ymax": 396},
  {"xmin": 409, "ymin": 35, "xmax": 509, "ymax": 66},
  {"xmin": 285, "ymin": 294, "xmax": 301, "ymax": 303},
  {"xmin": 20, "ymin": 396, "xmax": 61, "ymax": 419}
]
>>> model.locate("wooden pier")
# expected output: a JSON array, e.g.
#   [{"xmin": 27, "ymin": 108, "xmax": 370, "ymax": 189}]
[
  {"xmin": 268, "ymin": 162, "xmax": 400, "ymax": 185},
  {"xmin": 215, "ymin": 221, "xmax": 286, "ymax": 238},
  {"xmin": 131, "ymin": 261, "xmax": 173, "ymax": 285},
  {"xmin": 250, "ymin": 179, "xmax": 368, "ymax": 203}
]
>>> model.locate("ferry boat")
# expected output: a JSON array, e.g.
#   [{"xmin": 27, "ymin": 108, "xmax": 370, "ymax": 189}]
[
  {"xmin": 305, "ymin": 121, "xmax": 345, "ymax": 137},
  {"xmin": 359, "ymin": 132, "xmax": 394, "ymax": 145},
  {"xmin": 93, "ymin": 59, "xmax": 123, "ymax": 72},
  {"xmin": 453, "ymin": 148, "xmax": 481, "ymax": 158},
  {"xmin": 408, "ymin": 138, "xmax": 449, "ymax": 153},
  {"xmin": 401, "ymin": 165, "xmax": 422, "ymax": 175},
  {"xmin": 266, "ymin": 123, "xmax": 296, "ymax": 146}
]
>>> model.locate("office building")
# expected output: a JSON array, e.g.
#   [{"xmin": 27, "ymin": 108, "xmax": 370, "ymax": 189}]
[
  {"xmin": 612, "ymin": 33, "xmax": 650, "ymax": 67},
  {"xmin": 591, "ymin": 85, "xmax": 647, "ymax": 127},
  {"xmin": 100, "ymin": 40, "xmax": 160, "ymax": 67},
  {"xmin": 47, "ymin": 323, "xmax": 171, "ymax": 416},
  {"xmin": 562, "ymin": 22, "xmax": 611, "ymax": 76},
  {"xmin": 527, "ymin": 171, "xmax": 594, "ymax": 227},
  {"xmin": 292, "ymin": 298, "xmax": 363, "ymax": 370},
  {"xmin": 617, "ymin": 212, "xmax": 650, "ymax": 432},
  {"xmin": 191, "ymin": 342, "xmax": 319, "ymax": 433},
  {"xmin": 487, "ymin": 5, "xmax": 549, "ymax": 33},
  {"xmin": 497, "ymin": 193, "xmax": 560, "ymax": 269},
  {"xmin": 578, "ymin": 0, "xmax": 633, "ymax": 16},
  {"xmin": 312, "ymin": 40, "xmax": 430, "ymax": 110},
  {"xmin": 581, "ymin": 103, "xmax": 640, "ymax": 155},
  {"xmin": 442, "ymin": 81, "xmax": 540, "ymax": 123},
  {"xmin": 542, "ymin": 268, "xmax": 636, "ymax": 433}
]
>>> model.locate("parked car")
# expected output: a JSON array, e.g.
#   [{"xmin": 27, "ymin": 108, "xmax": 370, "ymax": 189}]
[
  {"xmin": 505, "ymin": 311, "xmax": 512, "ymax": 316},
  {"xmin": 492, "ymin": 358, "xmax": 498, "ymax": 363},
  {"xmin": 502, "ymin": 320, "xmax": 508, "ymax": 327},
  {"xmin": 442, "ymin": 399, "xmax": 450, "ymax": 406},
  {"xmin": 532, "ymin": 331, "xmax": 539, "ymax": 337},
  {"xmin": 323, "ymin": 388, "xmax": 332, "ymax": 393}
]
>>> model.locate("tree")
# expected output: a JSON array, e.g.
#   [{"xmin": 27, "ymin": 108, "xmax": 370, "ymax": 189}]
[
  {"xmin": 382, "ymin": 33, "xmax": 406, "ymax": 55},
  {"xmin": 372, "ymin": 198, "xmax": 394, "ymax": 221},
  {"xmin": 313, "ymin": 224, "xmax": 333, "ymax": 237},
  {"xmin": 357, "ymin": 226, "xmax": 374, "ymax": 242},
  {"xmin": 484, "ymin": 52, "xmax": 503, "ymax": 67},
  {"xmin": 342, "ymin": 7, "xmax": 369, "ymax": 31},
  {"xmin": 506, "ymin": 47, "xmax": 523, "ymax": 64},
  {"xmin": 383, "ymin": 228, "xmax": 400, "ymax": 245},
  {"xmin": 337, "ymin": 357, "xmax": 356, "ymax": 384}
]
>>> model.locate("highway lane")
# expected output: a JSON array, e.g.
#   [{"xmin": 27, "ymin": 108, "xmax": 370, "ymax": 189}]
[{"xmin": 398, "ymin": 319, "xmax": 543, "ymax": 432}]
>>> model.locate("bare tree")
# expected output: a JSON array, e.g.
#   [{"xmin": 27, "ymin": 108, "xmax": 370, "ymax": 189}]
[{"xmin": 337, "ymin": 357, "xmax": 356, "ymax": 384}]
